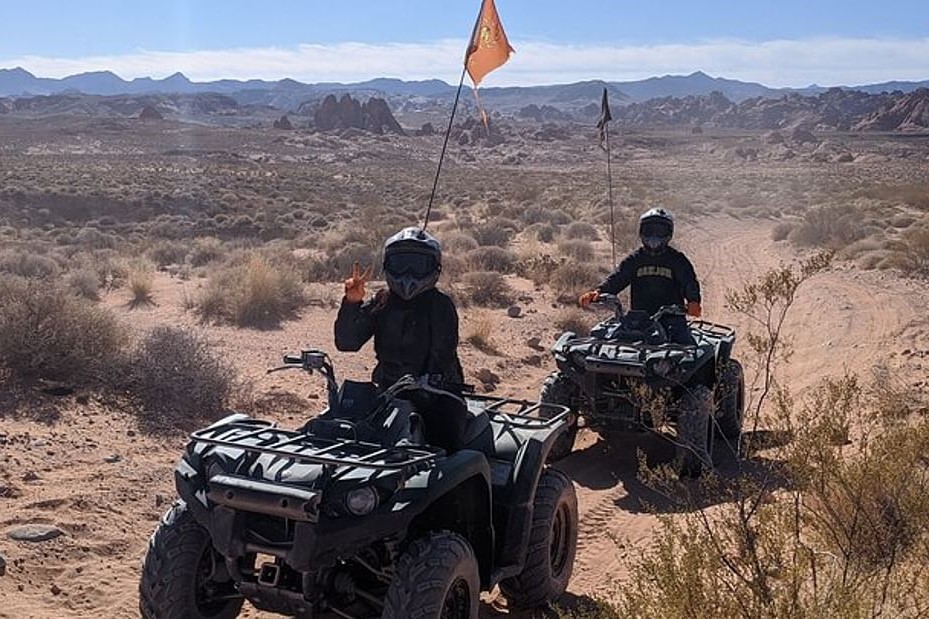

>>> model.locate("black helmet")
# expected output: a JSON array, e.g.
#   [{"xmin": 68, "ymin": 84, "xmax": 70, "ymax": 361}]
[
  {"xmin": 639, "ymin": 207, "xmax": 674, "ymax": 254},
  {"xmin": 383, "ymin": 227, "xmax": 442, "ymax": 300}
]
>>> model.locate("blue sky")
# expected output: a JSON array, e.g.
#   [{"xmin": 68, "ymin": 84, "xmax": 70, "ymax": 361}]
[{"xmin": 2, "ymin": 1, "xmax": 927, "ymax": 87}]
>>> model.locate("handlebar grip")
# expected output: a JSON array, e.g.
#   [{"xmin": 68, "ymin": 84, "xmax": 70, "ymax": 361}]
[{"xmin": 283, "ymin": 355, "xmax": 303, "ymax": 365}]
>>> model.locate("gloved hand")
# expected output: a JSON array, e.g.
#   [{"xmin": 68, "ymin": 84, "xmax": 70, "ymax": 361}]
[
  {"xmin": 578, "ymin": 290, "xmax": 600, "ymax": 307},
  {"xmin": 686, "ymin": 301, "xmax": 702, "ymax": 318},
  {"xmin": 344, "ymin": 262, "xmax": 372, "ymax": 303}
]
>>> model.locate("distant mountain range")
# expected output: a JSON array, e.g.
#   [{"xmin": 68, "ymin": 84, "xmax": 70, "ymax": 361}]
[{"xmin": 2, "ymin": 67, "xmax": 928, "ymax": 108}]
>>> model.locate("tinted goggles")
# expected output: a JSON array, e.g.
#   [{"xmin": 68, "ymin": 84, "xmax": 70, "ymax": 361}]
[
  {"xmin": 384, "ymin": 252, "xmax": 437, "ymax": 277},
  {"xmin": 640, "ymin": 221, "xmax": 671, "ymax": 238}
]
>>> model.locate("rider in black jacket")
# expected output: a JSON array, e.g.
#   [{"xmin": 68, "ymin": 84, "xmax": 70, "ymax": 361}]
[
  {"xmin": 579, "ymin": 208, "xmax": 702, "ymax": 345},
  {"xmin": 334, "ymin": 227, "xmax": 465, "ymax": 449}
]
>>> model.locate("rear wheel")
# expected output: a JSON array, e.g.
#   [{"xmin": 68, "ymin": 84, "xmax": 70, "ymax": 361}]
[
  {"xmin": 540, "ymin": 372, "xmax": 580, "ymax": 462},
  {"xmin": 676, "ymin": 385, "xmax": 715, "ymax": 478},
  {"xmin": 715, "ymin": 359, "xmax": 745, "ymax": 439},
  {"xmin": 383, "ymin": 531, "xmax": 479, "ymax": 619},
  {"xmin": 139, "ymin": 501, "xmax": 242, "ymax": 619},
  {"xmin": 500, "ymin": 468, "xmax": 578, "ymax": 609}
]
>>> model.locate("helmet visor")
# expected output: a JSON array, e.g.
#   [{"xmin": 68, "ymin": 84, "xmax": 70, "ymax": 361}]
[
  {"xmin": 384, "ymin": 252, "xmax": 437, "ymax": 277},
  {"xmin": 640, "ymin": 220, "xmax": 671, "ymax": 239}
]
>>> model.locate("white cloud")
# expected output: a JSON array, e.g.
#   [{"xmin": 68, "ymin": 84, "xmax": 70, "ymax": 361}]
[{"xmin": 4, "ymin": 37, "xmax": 929, "ymax": 88}]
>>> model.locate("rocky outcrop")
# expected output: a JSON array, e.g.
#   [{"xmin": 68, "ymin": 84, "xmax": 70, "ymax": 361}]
[
  {"xmin": 138, "ymin": 105, "xmax": 163, "ymax": 120},
  {"xmin": 854, "ymin": 88, "xmax": 929, "ymax": 131},
  {"xmin": 272, "ymin": 115, "xmax": 293, "ymax": 129},
  {"xmin": 313, "ymin": 94, "xmax": 404, "ymax": 135}
]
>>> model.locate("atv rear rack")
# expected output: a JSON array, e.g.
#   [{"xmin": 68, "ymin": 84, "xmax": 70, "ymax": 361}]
[
  {"xmin": 466, "ymin": 395, "xmax": 571, "ymax": 427},
  {"xmin": 190, "ymin": 419, "xmax": 442, "ymax": 471}
]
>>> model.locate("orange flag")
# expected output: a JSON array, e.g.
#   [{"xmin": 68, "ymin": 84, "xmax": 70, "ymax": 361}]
[{"xmin": 465, "ymin": 0, "xmax": 514, "ymax": 88}]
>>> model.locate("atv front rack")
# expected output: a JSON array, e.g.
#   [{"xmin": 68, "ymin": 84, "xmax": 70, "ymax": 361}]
[{"xmin": 190, "ymin": 418, "xmax": 442, "ymax": 472}]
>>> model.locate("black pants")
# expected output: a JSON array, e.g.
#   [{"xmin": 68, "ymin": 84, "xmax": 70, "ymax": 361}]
[{"xmin": 405, "ymin": 390, "xmax": 468, "ymax": 452}]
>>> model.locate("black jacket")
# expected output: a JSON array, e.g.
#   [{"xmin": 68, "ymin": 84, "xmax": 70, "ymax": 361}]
[
  {"xmin": 334, "ymin": 288, "xmax": 464, "ymax": 389},
  {"xmin": 598, "ymin": 246, "xmax": 701, "ymax": 315}
]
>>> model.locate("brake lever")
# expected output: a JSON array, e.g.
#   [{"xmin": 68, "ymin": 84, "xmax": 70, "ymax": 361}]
[{"xmin": 266, "ymin": 364, "xmax": 302, "ymax": 374}]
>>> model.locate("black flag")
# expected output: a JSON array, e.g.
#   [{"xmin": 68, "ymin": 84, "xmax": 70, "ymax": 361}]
[{"xmin": 596, "ymin": 87, "xmax": 612, "ymax": 148}]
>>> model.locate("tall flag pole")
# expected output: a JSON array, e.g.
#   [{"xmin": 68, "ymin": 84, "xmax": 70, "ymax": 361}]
[
  {"xmin": 423, "ymin": 0, "xmax": 514, "ymax": 230},
  {"xmin": 597, "ymin": 87, "xmax": 616, "ymax": 266}
]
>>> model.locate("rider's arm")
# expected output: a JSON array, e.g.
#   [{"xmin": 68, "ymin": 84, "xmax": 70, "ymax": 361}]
[
  {"xmin": 334, "ymin": 297, "xmax": 376, "ymax": 352},
  {"xmin": 598, "ymin": 253, "xmax": 636, "ymax": 294},
  {"xmin": 427, "ymin": 293, "xmax": 464, "ymax": 384},
  {"xmin": 676, "ymin": 253, "xmax": 702, "ymax": 303}
]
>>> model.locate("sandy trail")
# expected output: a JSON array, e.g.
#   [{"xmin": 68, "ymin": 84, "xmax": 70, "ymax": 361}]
[{"xmin": 2, "ymin": 215, "xmax": 928, "ymax": 618}]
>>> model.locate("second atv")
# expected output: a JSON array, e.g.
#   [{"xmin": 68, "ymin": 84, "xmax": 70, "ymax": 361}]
[{"xmin": 542, "ymin": 294, "xmax": 744, "ymax": 475}]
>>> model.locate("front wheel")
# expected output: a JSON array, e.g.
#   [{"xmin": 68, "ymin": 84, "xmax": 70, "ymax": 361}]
[
  {"xmin": 715, "ymin": 359, "xmax": 744, "ymax": 439},
  {"xmin": 500, "ymin": 468, "xmax": 578, "ymax": 609},
  {"xmin": 139, "ymin": 501, "xmax": 242, "ymax": 619},
  {"xmin": 540, "ymin": 372, "xmax": 580, "ymax": 462},
  {"xmin": 382, "ymin": 531, "xmax": 479, "ymax": 619},
  {"xmin": 676, "ymin": 385, "xmax": 715, "ymax": 478}
]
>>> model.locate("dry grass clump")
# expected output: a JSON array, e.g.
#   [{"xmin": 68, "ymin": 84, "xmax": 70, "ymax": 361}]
[
  {"xmin": 558, "ymin": 239, "xmax": 596, "ymax": 262},
  {"xmin": 127, "ymin": 264, "xmax": 155, "ymax": 308},
  {"xmin": 525, "ymin": 222, "xmax": 558, "ymax": 243},
  {"xmin": 0, "ymin": 275, "xmax": 124, "ymax": 382},
  {"xmin": 127, "ymin": 326, "xmax": 243, "ymax": 432},
  {"xmin": 197, "ymin": 254, "xmax": 305, "ymax": 328},
  {"xmin": 465, "ymin": 312, "xmax": 499, "ymax": 355},
  {"xmin": 770, "ymin": 221, "xmax": 793, "ymax": 241},
  {"xmin": 563, "ymin": 221, "xmax": 600, "ymax": 241},
  {"xmin": 460, "ymin": 271, "xmax": 514, "ymax": 308}
]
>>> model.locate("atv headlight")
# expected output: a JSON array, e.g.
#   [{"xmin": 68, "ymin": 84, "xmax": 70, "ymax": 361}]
[{"xmin": 344, "ymin": 487, "xmax": 379, "ymax": 516}]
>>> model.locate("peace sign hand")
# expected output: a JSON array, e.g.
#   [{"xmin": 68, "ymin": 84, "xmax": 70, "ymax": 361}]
[{"xmin": 344, "ymin": 262, "xmax": 372, "ymax": 303}]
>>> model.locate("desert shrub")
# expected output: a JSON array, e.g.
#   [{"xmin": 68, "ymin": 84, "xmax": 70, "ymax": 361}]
[
  {"xmin": 885, "ymin": 224, "xmax": 929, "ymax": 276},
  {"xmin": 465, "ymin": 246, "xmax": 516, "ymax": 273},
  {"xmin": 197, "ymin": 254, "xmax": 306, "ymax": 328},
  {"xmin": 0, "ymin": 249, "xmax": 59, "ymax": 279},
  {"xmin": 0, "ymin": 275, "xmax": 124, "ymax": 382},
  {"xmin": 550, "ymin": 262, "xmax": 604, "ymax": 299},
  {"xmin": 461, "ymin": 271, "xmax": 513, "ymax": 307},
  {"xmin": 564, "ymin": 221, "xmax": 600, "ymax": 241},
  {"xmin": 516, "ymin": 253, "xmax": 566, "ymax": 285},
  {"xmin": 472, "ymin": 222, "xmax": 515, "ymax": 247},
  {"xmin": 771, "ymin": 221, "xmax": 793, "ymax": 241},
  {"xmin": 66, "ymin": 268, "xmax": 101, "ymax": 300},
  {"xmin": 558, "ymin": 239, "xmax": 596, "ymax": 262},
  {"xmin": 74, "ymin": 226, "xmax": 117, "ymax": 250},
  {"xmin": 188, "ymin": 237, "xmax": 226, "ymax": 267},
  {"xmin": 148, "ymin": 240, "xmax": 189, "ymax": 267},
  {"xmin": 526, "ymin": 222, "xmax": 557, "ymax": 243},
  {"xmin": 554, "ymin": 308, "xmax": 596, "ymax": 336},
  {"xmin": 789, "ymin": 204, "xmax": 866, "ymax": 249},
  {"xmin": 440, "ymin": 253, "xmax": 466, "ymax": 283},
  {"xmin": 328, "ymin": 242, "xmax": 380, "ymax": 280},
  {"xmin": 439, "ymin": 231, "xmax": 479, "ymax": 254},
  {"xmin": 128, "ymin": 326, "xmax": 241, "ymax": 432}
]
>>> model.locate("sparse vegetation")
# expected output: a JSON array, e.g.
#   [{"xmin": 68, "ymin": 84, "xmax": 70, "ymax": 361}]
[
  {"xmin": 127, "ymin": 326, "xmax": 243, "ymax": 432},
  {"xmin": 0, "ymin": 274, "xmax": 124, "ymax": 383},
  {"xmin": 196, "ymin": 254, "xmax": 306, "ymax": 328},
  {"xmin": 460, "ymin": 271, "xmax": 514, "ymax": 307},
  {"xmin": 465, "ymin": 312, "xmax": 499, "ymax": 354}
]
